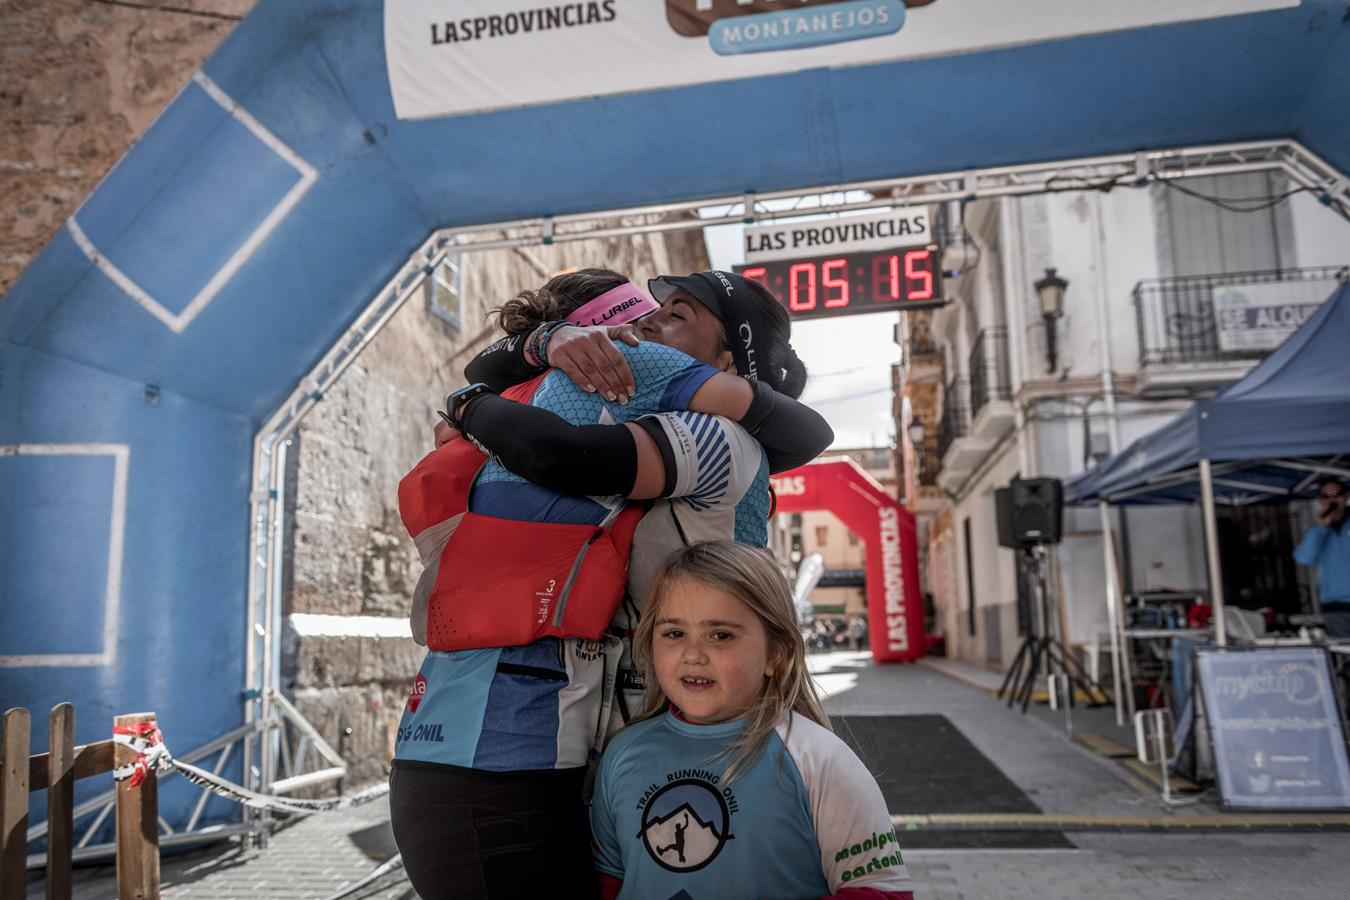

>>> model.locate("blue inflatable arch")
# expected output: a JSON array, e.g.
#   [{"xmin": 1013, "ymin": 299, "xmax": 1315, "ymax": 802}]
[{"xmin": 2, "ymin": 0, "xmax": 1348, "ymax": 829}]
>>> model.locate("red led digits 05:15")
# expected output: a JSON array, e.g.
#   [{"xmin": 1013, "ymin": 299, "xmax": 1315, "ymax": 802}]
[{"xmin": 735, "ymin": 246, "xmax": 945, "ymax": 320}]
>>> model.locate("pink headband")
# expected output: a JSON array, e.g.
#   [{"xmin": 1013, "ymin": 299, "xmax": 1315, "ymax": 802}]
[{"xmin": 567, "ymin": 282, "xmax": 660, "ymax": 327}]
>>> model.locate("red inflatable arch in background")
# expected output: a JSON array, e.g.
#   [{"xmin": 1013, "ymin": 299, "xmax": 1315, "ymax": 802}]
[{"xmin": 771, "ymin": 458, "xmax": 925, "ymax": 664}]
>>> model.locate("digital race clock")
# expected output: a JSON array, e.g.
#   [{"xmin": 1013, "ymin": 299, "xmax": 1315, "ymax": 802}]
[{"xmin": 734, "ymin": 246, "xmax": 945, "ymax": 321}]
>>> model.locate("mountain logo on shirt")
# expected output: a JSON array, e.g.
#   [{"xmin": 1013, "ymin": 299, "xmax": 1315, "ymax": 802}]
[{"xmin": 638, "ymin": 778, "xmax": 734, "ymax": 872}]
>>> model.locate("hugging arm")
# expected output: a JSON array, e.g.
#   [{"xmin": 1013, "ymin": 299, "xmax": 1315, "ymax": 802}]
[
  {"xmin": 465, "ymin": 323, "xmax": 641, "ymax": 399},
  {"xmin": 458, "ymin": 381, "xmax": 830, "ymax": 502},
  {"xmin": 691, "ymin": 374, "xmax": 834, "ymax": 473},
  {"xmin": 458, "ymin": 395, "xmax": 640, "ymax": 497},
  {"xmin": 457, "ymin": 371, "xmax": 829, "ymax": 498},
  {"xmin": 463, "ymin": 333, "xmax": 545, "ymax": 391}
]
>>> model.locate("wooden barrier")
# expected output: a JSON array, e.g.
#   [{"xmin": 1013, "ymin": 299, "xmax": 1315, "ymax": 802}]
[{"xmin": 0, "ymin": 705, "xmax": 159, "ymax": 900}]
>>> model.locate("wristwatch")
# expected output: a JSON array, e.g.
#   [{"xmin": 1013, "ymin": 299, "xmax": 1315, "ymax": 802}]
[{"xmin": 439, "ymin": 383, "xmax": 494, "ymax": 432}]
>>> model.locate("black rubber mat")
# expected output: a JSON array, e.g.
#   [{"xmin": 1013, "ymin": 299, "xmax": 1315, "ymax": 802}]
[{"xmin": 831, "ymin": 714, "xmax": 1074, "ymax": 849}]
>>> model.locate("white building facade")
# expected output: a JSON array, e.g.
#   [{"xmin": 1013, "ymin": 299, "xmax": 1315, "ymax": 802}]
[{"xmin": 903, "ymin": 177, "xmax": 1350, "ymax": 672}]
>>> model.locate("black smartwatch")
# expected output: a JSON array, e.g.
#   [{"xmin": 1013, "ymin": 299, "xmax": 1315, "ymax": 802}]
[{"xmin": 440, "ymin": 383, "xmax": 494, "ymax": 432}]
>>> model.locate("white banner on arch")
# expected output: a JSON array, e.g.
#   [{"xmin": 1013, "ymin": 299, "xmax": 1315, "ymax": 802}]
[{"xmin": 384, "ymin": 0, "xmax": 1297, "ymax": 120}]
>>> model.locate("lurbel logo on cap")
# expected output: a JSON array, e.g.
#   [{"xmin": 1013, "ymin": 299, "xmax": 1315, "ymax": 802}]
[
  {"xmin": 712, "ymin": 270, "xmax": 735, "ymax": 296},
  {"xmin": 664, "ymin": 0, "xmax": 920, "ymax": 54}
]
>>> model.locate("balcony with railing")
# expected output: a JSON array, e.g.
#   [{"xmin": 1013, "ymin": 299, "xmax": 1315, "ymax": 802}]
[
  {"xmin": 1133, "ymin": 265, "xmax": 1346, "ymax": 396},
  {"xmin": 902, "ymin": 312, "xmax": 944, "ymax": 384},
  {"xmin": 936, "ymin": 376, "xmax": 968, "ymax": 464},
  {"xmin": 908, "ymin": 434, "xmax": 946, "ymax": 515},
  {"xmin": 917, "ymin": 444, "xmax": 941, "ymax": 487},
  {"xmin": 968, "ymin": 326, "xmax": 1014, "ymax": 440}
]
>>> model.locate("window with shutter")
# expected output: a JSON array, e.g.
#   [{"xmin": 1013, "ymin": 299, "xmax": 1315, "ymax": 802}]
[
  {"xmin": 1154, "ymin": 173, "xmax": 1296, "ymax": 278},
  {"xmin": 428, "ymin": 254, "xmax": 464, "ymax": 328}
]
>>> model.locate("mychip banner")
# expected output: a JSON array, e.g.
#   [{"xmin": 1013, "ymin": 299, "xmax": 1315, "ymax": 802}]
[
  {"xmin": 1197, "ymin": 648, "xmax": 1350, "ymax": 810},
  {"xmin": 384, "ymin": 0, "xmax": 1297, "ymax": 120}
]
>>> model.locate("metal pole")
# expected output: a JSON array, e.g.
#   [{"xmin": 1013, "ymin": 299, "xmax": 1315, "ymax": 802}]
[
  {"xmin": 257, "ymin": 437, "xmax": 284, "ymax": 848},
  {"xmin": 1154, "ymin": 722, "xmax": 1173, "ymax": 805},
  {"xmin": 1099, "ymin": 501, "xmax": 1127, "ymax": 727},
  {"xmin": 1198, "ymin": 458, "xmax": 1228, "ymax": 646},
  {"xmin": 998, "ymin": 196, "xmax": 1034, "ymax": 476},
  {"xmin": 1048, "ymin": 673, "xmax": 1075, "ymax": 737},
  {"xmin": 1091, "ymin": 194, "xmax": 1122, "ymax": 454},
  {"xmin": 241, "ymin": 432, "xmax": 274, "ymax": 842},
  {"xmin": 1036, "ymin": 547, "xmax": 1061, "ymax": 683},
  {"xmin": 266, "ymin": 435, "xmax": 289, "ymax": 793}
]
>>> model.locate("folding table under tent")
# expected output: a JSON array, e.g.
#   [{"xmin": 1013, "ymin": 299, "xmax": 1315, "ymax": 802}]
[{"xmin": 1065, "ymin": 281, "xmax": 1350, "ymax": 720}]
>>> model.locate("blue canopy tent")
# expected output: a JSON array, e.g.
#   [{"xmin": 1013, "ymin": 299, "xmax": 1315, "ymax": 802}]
[
  {"xmin": 3, "ymin": 0, "xmax": 1350, "ymax": 844},
  {"xmin": 1065, "ymin": 282, "xmax": 1349, "ymax": 721}
]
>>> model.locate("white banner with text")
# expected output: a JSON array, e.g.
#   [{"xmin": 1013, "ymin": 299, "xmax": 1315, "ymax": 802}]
[
  {"xmin": 743, "ymin": 207, "xmax": 932, "ymax": 263},
  {"xmin": 1212, "ymin": 279, "xmax": 1337, "ymax": 353},
  {"xmin": 385, "ymin": 0, "xmax": 1297, "ymax": 120}
]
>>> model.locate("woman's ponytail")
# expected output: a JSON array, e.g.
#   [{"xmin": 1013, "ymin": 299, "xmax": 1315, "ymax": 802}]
[{"xmin": 492, "ymin": 288, "xmax": 560, "ymax": 336}]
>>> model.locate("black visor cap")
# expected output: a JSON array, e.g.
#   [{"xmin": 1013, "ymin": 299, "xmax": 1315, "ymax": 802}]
[
  {"xmin": 648, "ymin": 273, "xmax": 726, "ymax": 321},
  {"xmin": 649, "ymin": 271, "xmax": 772, "ymax": 382}
]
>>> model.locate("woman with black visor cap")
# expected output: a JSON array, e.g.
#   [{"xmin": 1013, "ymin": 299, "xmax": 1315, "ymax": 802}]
[{"xmin": 391, "ymin": 268, "xmax": 829, "ymax": 899}]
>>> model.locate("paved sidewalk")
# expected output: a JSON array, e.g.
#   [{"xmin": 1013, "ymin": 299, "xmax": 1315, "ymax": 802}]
[
  {"xmin": 31, "ymin": 652, "xmax": 1350, "ymax": 899},
  {"xmin": 31, "ymin": 798, "xmax": 409, "ymax": 900},
  {"xmin": 905, "ymin": 833, "xmax": 1348, "ymax": 900},
  {"xmin": 813, "ymin": 652, "xmax": 1152, "ymax": 819}
]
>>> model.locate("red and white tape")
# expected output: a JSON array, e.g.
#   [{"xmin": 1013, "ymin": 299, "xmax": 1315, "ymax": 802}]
[
  {"xmin": 112, "ymin": 722, "xmax": 173, "ymax": 787},
  {"xmin": 110, "ymin": 720, "xmax": 387, "ymax": 814}
]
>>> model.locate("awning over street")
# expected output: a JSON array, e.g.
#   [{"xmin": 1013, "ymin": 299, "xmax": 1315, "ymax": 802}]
[{"xmin": 1065, "ymin": 282, "xmax": 1350, "ymax": 507}]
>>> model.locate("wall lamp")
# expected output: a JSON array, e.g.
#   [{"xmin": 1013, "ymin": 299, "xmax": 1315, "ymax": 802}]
[
  {"xmin": 1034, "ymin": 267, "xmax": 1068, "ymax": 373},
  {"xmin": 907, "ymin": 419, "xmax": 926, "ymax": 450}
]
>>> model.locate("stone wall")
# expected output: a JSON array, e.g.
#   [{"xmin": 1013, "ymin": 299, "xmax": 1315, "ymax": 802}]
[
  {"xmin": 0, "ymin": 0, "xmax": 253, "ymax": 296},
  {"xmin": 284, "ymin": 230, "xmax": 711, "ymax": 785}
]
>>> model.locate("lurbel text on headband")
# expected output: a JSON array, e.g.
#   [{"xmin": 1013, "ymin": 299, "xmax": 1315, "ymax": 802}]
[{"xmin": 566, "ymin": 283, "xmax": 660, "ymax": 327}]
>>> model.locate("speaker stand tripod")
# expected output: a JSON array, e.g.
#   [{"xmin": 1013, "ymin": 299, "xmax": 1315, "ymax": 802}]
[{"xmin": 997, "ymin": 545, "xmax": 1112, "ymax": 713}]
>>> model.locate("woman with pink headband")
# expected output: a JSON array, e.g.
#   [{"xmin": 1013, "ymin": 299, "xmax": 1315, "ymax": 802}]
[{"xmin": 390, "ymin": 266, "xmax": 829, "ymax": 899}]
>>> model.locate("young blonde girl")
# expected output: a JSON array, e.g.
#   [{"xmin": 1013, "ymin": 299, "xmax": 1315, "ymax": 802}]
[{"xmin": 589, "ymin": 541, "xmax": 915, "ymax": 900}]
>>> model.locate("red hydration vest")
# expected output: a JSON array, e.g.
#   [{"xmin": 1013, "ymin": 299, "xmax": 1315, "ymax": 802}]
[{"xmin": 398, "ymin": 374, "xmax": 645, "ymax": 651}]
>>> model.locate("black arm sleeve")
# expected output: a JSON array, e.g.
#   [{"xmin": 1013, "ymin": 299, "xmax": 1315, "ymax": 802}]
[
  {"xmin": 463, "ymin": 333, "xmax": 546, "ymax": 391},
  {"xmin": 459, "ymin": 395, "xmax": 637, "ymax": 497},
  {"xmin": 635, "ymin": 417, "xmax": 678, "ymax": 498},
  {"xmin": 739, "ymin": 380, "xmax": 834, "ymax": 473}
]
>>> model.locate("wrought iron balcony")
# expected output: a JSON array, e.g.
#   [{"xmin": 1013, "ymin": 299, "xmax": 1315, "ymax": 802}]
[
  {"xmin": 936, "ymin": 376, "xmax": 969, "ymax": 462},
  {"xmin": 916, "ymin": 445, "xmax": 941, "ymax": 487},
  {"xmin": 968, "ymin": 326, "xmax": 1012, "ymax": 420},
  {"xmin": 1133, "ymin": 265, "xmax": 1346, "ymax": 371}
]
